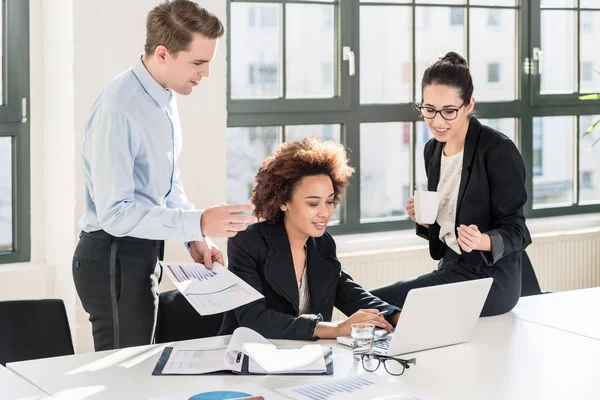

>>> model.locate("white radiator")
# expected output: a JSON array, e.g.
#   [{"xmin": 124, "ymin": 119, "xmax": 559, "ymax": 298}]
[{"xmin": 527, "ymin": 229, "xmax": 600, "ymax": 292}]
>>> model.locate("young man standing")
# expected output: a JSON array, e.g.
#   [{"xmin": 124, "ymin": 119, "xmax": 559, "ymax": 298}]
[{"xmin": 73, "ymin": 0, "xmax": 256, "ymax": 351}]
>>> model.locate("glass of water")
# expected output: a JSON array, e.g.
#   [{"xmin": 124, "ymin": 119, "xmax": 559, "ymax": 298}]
[{"xmin": 350, "ymin": 323, "xmax": 375, "ymax": 360}]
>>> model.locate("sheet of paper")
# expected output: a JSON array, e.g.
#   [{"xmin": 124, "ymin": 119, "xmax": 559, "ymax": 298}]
[
  {"xmin": 277, "ymin": 375, "xmax": 421, "ymax": 400},
  {"xmin": 222, "ymin": 326, "xmax": 273, "ymax": 372},
  {"xmin": 243, "ymin": 343, "xmax": 326, "ymax": 374},
  {"xmin": 222, "ymin": 327, "xmax": 326, "ymax": 374},
  {"xmin": 161, "ymin": 261, "xmax": 263, "ymax": 315},
  {"xmin": 160, "ymin": 345, "xmax": 229, "ymax": 375}
]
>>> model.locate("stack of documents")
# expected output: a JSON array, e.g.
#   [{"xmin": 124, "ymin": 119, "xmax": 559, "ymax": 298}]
[
  {"xmin": 160, "ymin": 261, "xmax": 263, "ymax": 315},
  {"xmin": 153, "ymin": 327, "xmax": 332, "ymax": 376}
]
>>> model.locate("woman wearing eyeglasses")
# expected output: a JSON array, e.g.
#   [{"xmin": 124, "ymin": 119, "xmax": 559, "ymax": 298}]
[{"xmin": 371, "ymin": 52, "xmax": 531, "ymax": 317}]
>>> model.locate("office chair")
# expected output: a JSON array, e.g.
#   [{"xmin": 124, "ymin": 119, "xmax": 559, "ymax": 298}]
[
  {"xmin": 155, "ymin": 290, "xmax": 223, "ymax": 343},
  {"xmin": 0, "ymin": 299, "xmax": 74, "ymax": 366},
  {"xmin": 521, "ymin": 251, "xmax": 548, "ymax": 297}
]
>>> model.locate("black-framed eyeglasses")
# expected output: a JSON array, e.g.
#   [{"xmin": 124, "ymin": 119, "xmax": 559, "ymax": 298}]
[
  {"xmin": 418, "ymin": 102, "xmax": 466, "ymax": 121},
  {"xmin": 360, "ymin": 354, "xmax": 416, "ymax": 376}
]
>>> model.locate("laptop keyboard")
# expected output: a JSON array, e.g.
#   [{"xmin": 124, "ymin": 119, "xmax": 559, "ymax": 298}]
[{"xmin": 373, "ymin": 337, "xmax": 392, "ymax": 350}]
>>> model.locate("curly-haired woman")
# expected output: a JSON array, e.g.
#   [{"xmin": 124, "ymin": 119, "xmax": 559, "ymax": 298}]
[{"xmin": 219, "ymin": 138, "xmax": 400, "ymax": 340}]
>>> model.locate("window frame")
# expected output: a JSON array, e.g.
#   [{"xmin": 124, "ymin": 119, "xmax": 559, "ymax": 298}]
[
  {"xmin": 529, "ymin": 0, "xmax": 600, "ymax": 106},
  {"xmin": 227, "ymin": 0, "xmax": 600, "ymax": 236},
  {"xmin": 0, "ymin": 0, "xmax": 30, "ymax": 264}
]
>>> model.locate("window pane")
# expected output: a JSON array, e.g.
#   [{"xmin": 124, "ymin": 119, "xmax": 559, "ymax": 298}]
[
  {"xmin": 540, "ymin": 11, "xmax": 576, "ymax": 94},
  {"xmin": 285, "ymin": 125, "xmax": 342, "ymax": 223},
  {"xmin": 0, "ymin": 138, "xmax": 12, "ymax": 251},
  {"xmin": 533, "ymin": 116, "xmax": 575, "ymax": 209},
  {"xmin": 579, "ymin": 115, "xmax": 600, "ymax": 205},
  {"xmin": 360, "ymin": 6, "xmax": 411, "ymax": 104},
  {"xmin": 540, "ymin": 0, "xmax": 575, "ymax": 7},
  {"xmin": 470, "ymin": 8, "xmax": 516, "ymax": 101},
  {"xmin": 415, "ymin": 122, "xmax": 434, "ymax": 191},
  {"xmin": 417, "ymin": 0, "xmax": 464, "ymax": 4},
  {"xmin": 470, "ymin": 0, "xmax": 515, "ymax": 5},
  {"xmin": 478, "ymin": 118, "xmax": 517, "ymax": 144},
  {"xmin": 285, "ymin": 124, "xmax": 341, "ymax": 143},
  {"xmin": 360, "ymin": 122, "xmax": 410, "ymax": 221},
  {"xmin": 580, "ymin": 12, "xmax": 600, "ymax": 94},
  {"xmin": 360, "ymin": 0, "xmax": 410, "ymax": 3},
  {"xmin": 416, "ymin": 7, "xmax": 465, "ymax": 99},
  {"xmin": 286, "ymin": 4, "xmax": 335, "ymax": 98},
  {"xmin": 227, "ymin": 127, "xmax": 280, "ymax": 205},
  {"xmin": 580, "ymin": 0, "xmax": 600, "ymax": 8},
  {"xmin": 231, "ymin": 3, "xmax": 281, "ymax": 99}
]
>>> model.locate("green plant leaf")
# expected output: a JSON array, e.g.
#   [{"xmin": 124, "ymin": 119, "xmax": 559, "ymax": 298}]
[
  {"xmin": 588, "ymin": 136, "xmax": 600, "ymax": 150},
  {"xmin": 579, "ymin": 94, "xmax": 600, "ymax": 100},
  {"xmin": 582, "ymin": 118, "xmax": 600, "ymax": 136}
]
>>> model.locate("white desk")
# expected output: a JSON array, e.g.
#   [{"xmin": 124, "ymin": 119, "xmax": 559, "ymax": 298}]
[
  {"xmin": 0, "ymin": 364, "xmax": 52, "ymax": 400},
  {"xmin": 512, "ymin": 287, "xmax": 600, "ymax": 340},
  {"xmin": 7, "ymin": 315, "xmax": 600, "ymax": 400}
]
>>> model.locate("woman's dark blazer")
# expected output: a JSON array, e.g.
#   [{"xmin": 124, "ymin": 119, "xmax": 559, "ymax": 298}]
[
  {"xmin": 417, "ymin": 117, "xmax": 532, "ymax": 275},
  {"xmin": 219, "ymin": 220, "xmax": 400, "ymax": 340}
]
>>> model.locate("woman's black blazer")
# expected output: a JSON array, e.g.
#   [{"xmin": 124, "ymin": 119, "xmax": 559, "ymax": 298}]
[
  {"xmin": 417, "ymin": 117, "xmax": 532, "ymax": 273},
  {"xmin": 219, "ymin": 220, "xmax": 400, "ymax": 340}
]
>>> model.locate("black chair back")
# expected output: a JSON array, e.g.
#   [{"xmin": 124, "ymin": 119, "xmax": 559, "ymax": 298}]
[
  {"xmin": 155, "ymin": 290, "xmax": 223, "ymax": 343},
  {"xmin": 521, "ymin": 251, "xmax": 543, "ymax": 297},
  {"xmin": 0, "ymin": 299, "xmax": 74, "ymax": 365}
]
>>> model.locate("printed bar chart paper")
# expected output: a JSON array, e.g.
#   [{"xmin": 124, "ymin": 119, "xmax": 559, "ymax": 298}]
[
  {"xmin": 161, "ymin": 261, "xmax": 263, "ymax": 315},
  {"xmin": 277, "ymin": 375, "xmax": 421, "ymax": 400}
]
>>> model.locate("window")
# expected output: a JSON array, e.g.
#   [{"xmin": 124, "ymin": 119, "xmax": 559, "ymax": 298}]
[
  {"xmin": 581, "ymin": 171, "xmax": 593, "ymax": 189},
  {"xmin": 581, "ymin": 12, "xmax": 594, "ymax": 34},
  {"xmin": 417, "ymin": 7, "xmax": 431, "ymax": 30},
  {"xmin": 248, "ymin": 7, "xmax": 255, "ymax": 27},
  {"xmin": 487, "ymin": 63, "xmax": 501, "ymax": 84},
  {"xmin": 487, "ymin": 9, "xmax": 501, "ymax": 27},
  {"xmin": 579, "ymin": 115, "xmax": 600, "ymax": 204},
  {"xmin": 258, "ymin": 65, "xmax": 277, "ymax": 85},
  {"xmin": 0, "ymin": 0, "xmax": 30, "ymax": 263},
  {"xmin": 321, "ymin": 62, "xmax": 333, "ymax": 85},
  {"xmin": 401, "ymin": 62, "xmax": 410, "ymax": 85},
  {"xmin": 532, "ymin": 1, "xmax": 600, "ymax": 216},
  {"xmin": 260, "ymin": 7, "xmax": 278, "ymax": 28},
  {"xmin": 532, "ymin": 119, "xmax": 544, "ymax": 178},
  {"xmin": 248, "ymin": 64, "xmax": 277, "ymax": 86},
  {"xmin": 450, "ymin": 8, "xmax": 464, "ymax": 27},
  {"xmin": 227, "ymin": 0, "xmax": 600, "ymax": 234},
  {"xmin": 582, "ymin": 62, "xmax": 594, "ymax": 82},
  {"xmin": 402, "ymin": 123, "xmax": 410, "ymax": 146}
]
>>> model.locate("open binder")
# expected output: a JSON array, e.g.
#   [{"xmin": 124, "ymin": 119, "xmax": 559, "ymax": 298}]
[{"xmin": 152, "ymin": 327, "xmax": 333, "ymax": 376}]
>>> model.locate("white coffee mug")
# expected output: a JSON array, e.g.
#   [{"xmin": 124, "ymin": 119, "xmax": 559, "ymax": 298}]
[{"xmin": 414, "ymin": 190, "xmax": 440, "ymax": 225}]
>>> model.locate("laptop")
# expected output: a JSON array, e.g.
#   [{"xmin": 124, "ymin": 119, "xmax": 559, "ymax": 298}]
[{"xmin": 337, "ymin": 278, "xmax": 493, "ymax": 356}]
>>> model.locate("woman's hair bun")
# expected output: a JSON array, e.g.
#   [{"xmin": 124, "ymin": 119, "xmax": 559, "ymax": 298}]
[{"xmin": 440, "ymin": 51, "xmax": 468, "ymax": 68}]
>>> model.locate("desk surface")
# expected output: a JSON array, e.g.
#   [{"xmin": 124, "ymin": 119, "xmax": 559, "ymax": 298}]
[
  {"xmin": 0, "ymin": 364, "xmax": 51, "ymax": 400},
  {"xmin": 8, "ymin": 314, "xmax": 600, "ymax": 400},
  {"xmin": 512, "ymin": 287, "xmax": 600, "ymax": 340}
]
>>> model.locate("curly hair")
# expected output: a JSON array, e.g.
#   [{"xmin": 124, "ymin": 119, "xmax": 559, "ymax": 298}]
[{"xmin": 251, "ymin": 138, "xmax": 355, "ymax": 223}]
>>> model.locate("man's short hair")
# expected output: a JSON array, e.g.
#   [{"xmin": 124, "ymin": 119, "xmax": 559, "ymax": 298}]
[{"xmin": 144, "ymin": 0, "xmax": 224, "ymax": 56}]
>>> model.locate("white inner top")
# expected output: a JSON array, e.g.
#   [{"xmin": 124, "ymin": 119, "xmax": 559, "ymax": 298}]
[{"xmin": 436, "ymin": 149, "xmax": 464, "ymax": 255}]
